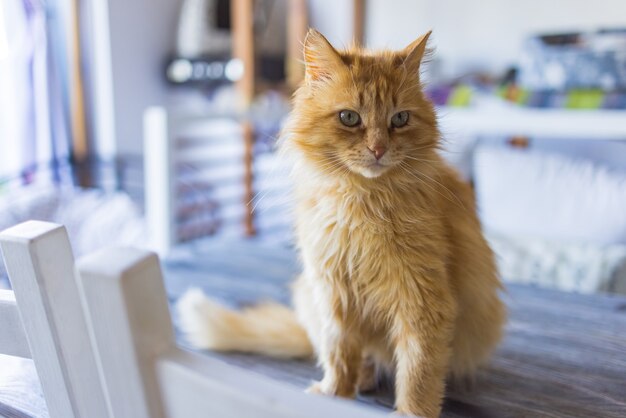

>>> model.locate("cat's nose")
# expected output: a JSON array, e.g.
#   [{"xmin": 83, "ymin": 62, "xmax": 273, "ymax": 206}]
[{"xmin": 368, "ymin": 145, "xmax": 387, "ymax": 160}]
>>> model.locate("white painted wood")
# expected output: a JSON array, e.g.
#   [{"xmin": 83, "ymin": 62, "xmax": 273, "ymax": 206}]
[
  {"xmin": 144, "ymin": 106, "xmax": 177, "ymax": 255},
  {"xmin": 157, "ymin": 348, "xmax": 387, "ymax": 418},
  {"xmin": 76, "ymin": 247, "xmax": 173, "ymax": 418},
  {"xmin": 439, "ymin": 105, "xmax": 626, "ymax": 141},
  {"xmin": 76, "ymin": 244, "xmax": 386, "ymax": 418},
  {"xmin": 0, "ymin": 289, "xmax": 30, "ymax": 359},
  {"xmin": 0, "ymin": 221, "xmax": 110, "ymax": 418}
]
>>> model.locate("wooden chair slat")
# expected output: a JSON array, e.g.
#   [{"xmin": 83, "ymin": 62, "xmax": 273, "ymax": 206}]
[
  {"xmin": 0, "ymin": 221, "xmax": 110, "ymax": 418},
  {"xmin": 0, "ymin": 290, "xmax": 30, "ymax": 358}
]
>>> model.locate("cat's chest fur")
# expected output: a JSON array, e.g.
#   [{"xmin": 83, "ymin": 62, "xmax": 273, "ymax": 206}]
[{"xmin": 296, "ymin": 182, "xmax": 449, "ymax": 298}]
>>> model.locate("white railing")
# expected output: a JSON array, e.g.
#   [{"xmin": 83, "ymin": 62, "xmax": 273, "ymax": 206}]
[{"xmin": 0, "ymin": 220, "xmax": 384, "ymax": 418}]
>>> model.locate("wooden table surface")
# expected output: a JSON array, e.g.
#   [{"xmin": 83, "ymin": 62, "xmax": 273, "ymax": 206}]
[
  {"xmin": 162, "ymin": 239, "xmax": 626, "ymax": 418},
  {"xmin": 1, "ymin": 238, "xmax": 625, "ymax": 418}
]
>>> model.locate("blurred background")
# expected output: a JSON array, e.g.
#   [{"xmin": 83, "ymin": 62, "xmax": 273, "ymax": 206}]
[{"xmin": 1, "ymin": 0, "xmax": 626, "ymax": 295}]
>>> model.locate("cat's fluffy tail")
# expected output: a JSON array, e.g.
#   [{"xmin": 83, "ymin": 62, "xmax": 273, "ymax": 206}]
[{"xmin": 177, "ymin": 289, "xmax": 313, "ymax": 358}]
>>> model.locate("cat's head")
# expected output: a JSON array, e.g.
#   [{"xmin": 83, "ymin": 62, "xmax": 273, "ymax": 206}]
[{"xmin": 285, "ymin": 29, "xmax": 439, "ymax": 180}]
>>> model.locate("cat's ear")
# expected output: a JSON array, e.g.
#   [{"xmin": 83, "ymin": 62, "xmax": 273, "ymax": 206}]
[
  {"xmin": 303, "ymin": 29, "xmax": 345, "ymax": 83},
  {"xmin": 401, "ymin": 30, "xmax": 432, "ymax": 71}
]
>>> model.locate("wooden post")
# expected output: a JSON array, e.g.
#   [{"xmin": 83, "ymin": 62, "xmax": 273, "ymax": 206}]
[
  {"xmin": 286, "ymin": 0, "xmax": 308, "ymax": 89},
  {"xmin": 231, "ymin": 0, "xmax": 255, "ymax": 107},
  {"xmin": 231, "ymin": 0, "xmax": 257, "ymax": 236},
  {"xmin": 70, "ymin": 0, "xmax": 91, "ymax": 188},
  {"xmin": 353, "ymin": 0, "xmax": 365, "ymax": 46},
  {"xmin": 0, "ymin": 289, "xmax": 30, "ymax": 359},
  {"xmin": 242, "ymin": 121, "xmax": 256, "ymax": 236},
  {"xmin": 0, "ymin": 221, "xmax": 110, "ymax": 418},
  {"xmin": 76, "ymin": 247, "xmax": 173, "ymax": 418}
]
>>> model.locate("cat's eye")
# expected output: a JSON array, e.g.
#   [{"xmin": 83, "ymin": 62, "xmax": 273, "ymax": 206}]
[
  {"xmin": 339, "ymin": 110, "xmax": 361, "ymax": 127},
  {"xmin": 391, "ymin": 111, "xmax": 409, "ymax": 128}
]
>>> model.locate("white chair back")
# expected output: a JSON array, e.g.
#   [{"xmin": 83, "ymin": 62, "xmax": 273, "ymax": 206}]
[{"xmin": 1, "ymin": 220, "xmax": 385, "ymax": 418}]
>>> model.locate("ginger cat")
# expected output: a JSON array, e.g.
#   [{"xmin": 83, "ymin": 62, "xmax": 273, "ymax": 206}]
[{"xmin": 178, "ymin": 29, "xmax": 506, "ymax": 418}]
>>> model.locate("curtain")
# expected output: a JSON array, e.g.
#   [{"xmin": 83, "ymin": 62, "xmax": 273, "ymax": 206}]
[{"xmin": 0, "ymin": 0, "xmax": 72, "ymax": 189}]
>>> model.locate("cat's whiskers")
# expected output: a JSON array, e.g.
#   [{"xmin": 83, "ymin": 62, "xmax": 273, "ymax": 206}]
[
  {"xmin": 405, "ymin": 144, "xmax": 437, "ymax": 152},
  {"xmin": 249, "ymin": 189, "xmax": 272, "ymax": 214},
  {"xmin": 398, "ymin": 161, "xmax": 465, "ymax": 210},
  {"xmin": 315, "ymin": 159, "xmax": 347, "ymax": 175},
  {"xmin": 394, "ymin": 65, "xmax": 409, "ymax": 96},
  {"xmin": 248, "ymin": 148, "xmax": 288, "ymax": 211},
  {"xmin": 398, "ymin": 163, "xmax": 450, "ymax": 205},
  {"xmin": 414, "ymin": 169, "xmax": 466, "ymax": 211},
  {"xmin": 402, "ymin": 155, "xmax": 439, "ymax": 164}
]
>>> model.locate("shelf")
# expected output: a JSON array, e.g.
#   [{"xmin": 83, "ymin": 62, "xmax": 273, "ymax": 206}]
[{"xmin": 437, "ymin": 105, "xmax": 626, "ymax": 141}]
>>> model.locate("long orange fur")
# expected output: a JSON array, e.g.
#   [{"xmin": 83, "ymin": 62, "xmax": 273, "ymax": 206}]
[{"xmin": 178, "ymin": 29, "xmax": 506, "ymax": 418}]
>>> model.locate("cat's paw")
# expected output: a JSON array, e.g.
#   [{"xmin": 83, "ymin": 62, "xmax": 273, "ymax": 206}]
[
  {"xmin": 357, "ymin": 364, "xmax": 378, "ymax": 393},
  {"xmin": 305, "ymin": 381, "xmax": 356, "ymax": 399},
  {"xmin": 305, "ymin": 381, "xmax": 325, "ymax": 395},
  {"xmin": 357, "ymin": 375, "xmax": 378, "ymax": 393}
]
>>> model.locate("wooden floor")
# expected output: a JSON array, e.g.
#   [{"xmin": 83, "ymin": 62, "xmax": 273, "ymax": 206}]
[{"xmin": 161, "ymin": 239, "xmax": 626, "ymax": 418}]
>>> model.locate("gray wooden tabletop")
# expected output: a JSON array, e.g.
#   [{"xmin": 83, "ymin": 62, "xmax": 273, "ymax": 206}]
[
  {"xmin": 1, "ymin": 238, "xmax": 624, "ymax": 418},
  {"xmin": 162, "ymin": 238, "xmax": 626, "ymax": 418}
]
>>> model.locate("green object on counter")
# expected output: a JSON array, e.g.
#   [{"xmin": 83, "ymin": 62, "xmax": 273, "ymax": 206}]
[
  {"xmin": 565, "ymin": 89, "xmax": 604, "ymax": 109},
  {"xmin": 449, "ymin": 85, "xmax": 472, "ymax": 107}
]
